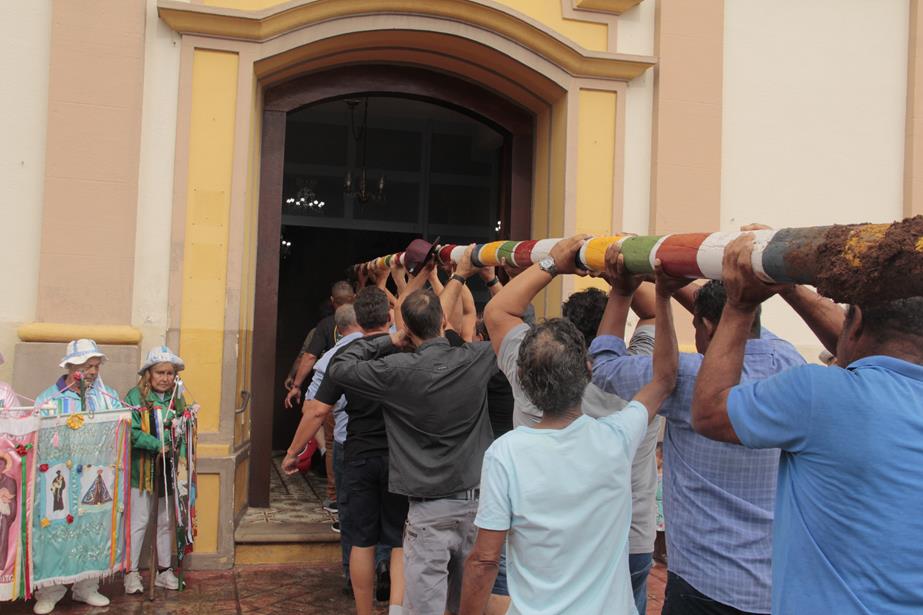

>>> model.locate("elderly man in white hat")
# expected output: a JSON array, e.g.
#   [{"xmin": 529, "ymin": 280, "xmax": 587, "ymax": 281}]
[
  {"xmin": 32, "ymin": 339, "xmax": 118, "ymax": 614},
  {"xmin": 34, "ymin": 339, "xmax": 121, "ymax": 416}
]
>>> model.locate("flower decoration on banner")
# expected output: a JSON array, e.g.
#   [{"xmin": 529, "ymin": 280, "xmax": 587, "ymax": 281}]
[
  {"xmin": 52, "ymin": 431, "xmax": 60, "ymax": 447},
  {"xmin": 66, "ymin": 514, "xmax": 74, "ymax": 524},
  {"xmin": 40, "ymin": 518, "xmax": 50, "ymax": 528},
  {"xmin": 65, "ymin": 459, "xmax": 73, "ymax": 469},
  {"xmin": 66, "ymin": 414, "xmax": 85, "ymax": 430},
  {"xmin": 39, "ymin": 463, "xmax": 48, "ymax": 472},
  {"xmin": 15, "ymin": 443, "xmax": 30, "ymax": 456}
]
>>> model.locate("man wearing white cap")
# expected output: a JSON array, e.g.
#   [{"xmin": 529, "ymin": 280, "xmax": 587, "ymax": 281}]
[
  {"xmin": 35, "ymin": 339, "xmax": 120, "ymax": 415},
  {"xmin": 32, "ymin": 339, "xmax": 118, "ymax": 613}
]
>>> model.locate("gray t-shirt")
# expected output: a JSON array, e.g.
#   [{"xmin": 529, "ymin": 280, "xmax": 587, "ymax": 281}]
[
  {"xmin": 497, "ymin": 322, "xmax": 661, "ymax": 554},
  {"xmin": 327, "ymin": 335, "xmax": 496, "ymax": 498}
]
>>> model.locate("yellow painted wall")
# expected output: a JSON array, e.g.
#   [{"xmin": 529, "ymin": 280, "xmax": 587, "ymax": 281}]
[
  {"xmin": 201, "ymin": 0, "xmax": 609, "ymax": 52},
  {"xmin": 178, "ymin": 50, "xmax": 239, "ymax": 433},
  {"xmin": 196, "ymin": 473, "xmax": 221, "ymax": 552},
  {"xmin": 574, "ymin": 89, "xmax": 617, "ymax": 293},
  {"xmin": 500, "ymin": 0, "xmax": 609, "ymax": 51}
]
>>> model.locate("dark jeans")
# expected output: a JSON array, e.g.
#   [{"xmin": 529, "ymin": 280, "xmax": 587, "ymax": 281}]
[
  {"xmin": 629, "ymin": 552, "xmax": 653, "ymax": 614},
  {"xmin": 334, "ymin": 441, "xmax": 391, "ymax": 583},
  {"xmin": 334, "ymin": 441, "xmax": 350, "ymax": 580},
  {"xmin": 662, "ymin": 571, "xmax": 763, "ymax": 615}
]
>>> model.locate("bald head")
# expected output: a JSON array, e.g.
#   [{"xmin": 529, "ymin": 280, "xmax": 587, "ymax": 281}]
[{"xmin": 331, "ymin": 280, "xmax": 356, "ymax": 307}]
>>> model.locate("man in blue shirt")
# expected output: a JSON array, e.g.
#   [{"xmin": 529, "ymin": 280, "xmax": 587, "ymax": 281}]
[
  {"xmin": 590, "ymin": 246, "xmax": 805, "ymax": 614},
  {"xmin": 693, "ymin": 234, "xmax": 923, "ymax": 615}
]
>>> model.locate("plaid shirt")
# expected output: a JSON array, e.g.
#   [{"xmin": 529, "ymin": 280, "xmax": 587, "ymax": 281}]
[{"xmin": 589, "ymin": 329, "xmax": 805, "ymax": 613}]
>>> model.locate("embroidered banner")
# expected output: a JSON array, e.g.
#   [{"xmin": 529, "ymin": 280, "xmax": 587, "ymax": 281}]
[
  {"xmin": 171, "ymin": 406, "xmax": 198, "ymax": 581},
  {"xmin": 0, "ymin": 415, "xmax": 39, "ymax": 601},
  {"xmin": 31, "ymin": 410, "xmax": 131, "ymax": 589}
]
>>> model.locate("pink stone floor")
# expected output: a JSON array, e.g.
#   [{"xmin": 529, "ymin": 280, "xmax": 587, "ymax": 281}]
[{"xmin": 4, "ymin": 560, "xmax": 668, "ymax": 614}]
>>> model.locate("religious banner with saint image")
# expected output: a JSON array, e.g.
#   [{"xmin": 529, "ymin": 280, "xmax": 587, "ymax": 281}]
[
  {"xmin": 32, "ymin": 410, "xmax": 131, "ymax": 589},
  {"xmin": 0, "ymin": 415, "xmax": 39, "ymax": 602}
]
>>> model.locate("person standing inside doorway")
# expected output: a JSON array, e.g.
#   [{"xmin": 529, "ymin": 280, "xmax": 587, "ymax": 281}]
[{"xmin": 285, "ymin": 280, "xmax": 356, "ymax": 511}]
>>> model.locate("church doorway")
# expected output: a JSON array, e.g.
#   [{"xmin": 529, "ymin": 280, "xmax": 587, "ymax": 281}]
[{"xmin": 250, "ymin": 67, "xmax": 535, "ymax": 506}]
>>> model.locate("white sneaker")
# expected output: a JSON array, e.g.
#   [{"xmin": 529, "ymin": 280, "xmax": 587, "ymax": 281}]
[
  {"xmin": 71, "ymin": 588, "xmax": 110, "ymax": 607},
  {"xmin": 155, "ymin": 568, "xmax": 180, "ymax": 590},
  {"xmin": 124, "ymin": 570, "xmax": 144, "ymax": 594},
  {"xmin": 33, "ymin": 598, "xmax": 59, "ymax": 615}
]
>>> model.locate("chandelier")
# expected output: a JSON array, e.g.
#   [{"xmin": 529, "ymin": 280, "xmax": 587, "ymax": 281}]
[
  {"xmin": 343, "ymin": 98, "xmax": 385, "ymax": 203},
  {"xmin": 284, "ymin": 180, "xmax": 326, "ymax": 213}
]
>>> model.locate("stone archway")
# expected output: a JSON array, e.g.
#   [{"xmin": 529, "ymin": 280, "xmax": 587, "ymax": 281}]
[{"xmin": 248, "ymin": 64, "xmax": 537, "ymax": 504}]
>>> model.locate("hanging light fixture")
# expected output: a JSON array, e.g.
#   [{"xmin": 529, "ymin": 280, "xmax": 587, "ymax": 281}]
[{"xmin": 343, "ymin": 98, "xmax": 385, "ymax": 203}]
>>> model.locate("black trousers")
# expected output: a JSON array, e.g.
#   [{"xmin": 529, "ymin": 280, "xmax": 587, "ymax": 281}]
[{"xmin": 662, "ymin": 572, "xmax": 764, "ymax": 615}]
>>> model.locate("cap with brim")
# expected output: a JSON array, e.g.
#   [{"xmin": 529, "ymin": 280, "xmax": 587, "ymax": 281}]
[
  {"xmin": 139, "ymin": 346, "xmax": 185, "ymax": 375},
  {"xmin": 59, "ymin": 339, "xmax": 107, "ymax": 368}
]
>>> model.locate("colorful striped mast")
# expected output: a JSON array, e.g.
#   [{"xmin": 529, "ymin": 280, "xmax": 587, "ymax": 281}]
[{"xmin": 356, "ymin": 216, "xmax": 923, "ymax": 304}]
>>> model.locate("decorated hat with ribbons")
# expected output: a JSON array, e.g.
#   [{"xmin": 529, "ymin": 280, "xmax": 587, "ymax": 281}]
[{"xmin": 138, "ymin": 345, "xmax": 185, "ymax": 375}]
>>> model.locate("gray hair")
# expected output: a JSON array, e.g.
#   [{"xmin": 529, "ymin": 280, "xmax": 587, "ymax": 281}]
[
  {"xmin": 517, "ymin": 318, "xmax": 589, "ymax": 417},
  {"xmin": 334, "ymin": 304, "xmax": 357, "ymax": 331}
]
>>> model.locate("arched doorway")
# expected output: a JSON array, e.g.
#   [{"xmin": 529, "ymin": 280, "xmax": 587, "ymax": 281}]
[{"xmin": 249, "ymin": 65, "xmax": 535, "ymax": 505}]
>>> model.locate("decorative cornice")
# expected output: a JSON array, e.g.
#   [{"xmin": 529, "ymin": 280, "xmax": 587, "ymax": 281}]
[
  {"xmin": 574, "ymin": 0, "xmax": 644, "ymax": 15},
  {"xmin": 18, "ymin": 323, "xmax": 142, "ymax": 345},
  {"xmin": 157, "ymin": 0, "xmax": 655, "ymax": 81}
]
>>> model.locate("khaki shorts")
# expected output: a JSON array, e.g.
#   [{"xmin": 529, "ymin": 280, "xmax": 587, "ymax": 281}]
[{"xmin": 403, "ymin": 497, "xmax": 479, "ymax": 615}]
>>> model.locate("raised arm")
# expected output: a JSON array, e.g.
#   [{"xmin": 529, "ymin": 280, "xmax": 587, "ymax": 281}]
[
  {"xmin": 692, "ymin": 234, "xmax": 781, "ymax": 443},
  {"xmin": 394, "ymin": 261, "xmax": 435, "ymax": 331},
  {"xmin": 597, "ymin": 242, "xmax": 647, "ymax": 339},
  {"xmin": 778, "ymin": 285, "xmax": 845, "ymax": 354},
  {"xmin": 632, "ymin": 261, "xmax": 685, "ymax": 421},
  {"xmin": 484, "ymin": 235, "xmax": 589, "ymax": 355}
]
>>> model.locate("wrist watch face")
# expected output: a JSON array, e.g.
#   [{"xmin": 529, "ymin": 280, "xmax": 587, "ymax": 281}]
[{"xmin": 539, "ymin": 257, "xmax": 557, "ymax": 275}]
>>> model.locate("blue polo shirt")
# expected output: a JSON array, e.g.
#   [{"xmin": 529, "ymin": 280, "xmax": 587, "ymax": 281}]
[{"xmin": 728, "ymin": 356, "xmax": 923, "ymax": 614}]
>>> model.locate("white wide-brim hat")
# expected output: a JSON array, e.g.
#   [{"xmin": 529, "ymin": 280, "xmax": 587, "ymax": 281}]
[
  {"xmin": 59, "ymin": 339, "xmax": 107, "ymax": 368},
  {"xmin": 139, "ymin": 346, "xmax": 185, "ymax": 375}
]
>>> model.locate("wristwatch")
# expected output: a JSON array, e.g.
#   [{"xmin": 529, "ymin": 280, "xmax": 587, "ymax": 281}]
[{"xmin": 538, "ymin": 257, "xmax": 558, "ymax": 277}]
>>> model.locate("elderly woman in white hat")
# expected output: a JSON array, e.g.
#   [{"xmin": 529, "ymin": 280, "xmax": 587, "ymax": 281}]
[
  {"xmin": 122, "ymin": 346, "xmax": 187, "ymax": 595},
  {"xmin": 32, "ymin": 340, "xmax": 118, "ymax": 613}
]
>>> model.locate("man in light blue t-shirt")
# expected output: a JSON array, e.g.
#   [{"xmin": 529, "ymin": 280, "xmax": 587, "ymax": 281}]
[
  {"xmin": 692, "ymin": 234, "xmax": 923, "ymax": 615},
  {"xmin": 459, "ymin": 236, "xmax": 686, "ymax": 615}
]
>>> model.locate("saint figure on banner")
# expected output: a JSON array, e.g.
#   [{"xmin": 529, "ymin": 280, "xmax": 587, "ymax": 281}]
[
  {"xmin": 0, "ymin": 453, "xmax": 17, "ymax": 571},
  {"xmin": 81, "ymin": 469, "xmax": 112, "ymax": 505},
  {"xmin": 51, "ymin": 470, "xmax": 66, "ymax": 512}
]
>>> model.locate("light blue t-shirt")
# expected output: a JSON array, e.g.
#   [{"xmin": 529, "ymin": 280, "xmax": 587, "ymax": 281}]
[
  {"xmin": 475, "ymin": 402, "xmax": 648, "ymax": 615},
  {"xmin": 729, "ymin": 356, "xmax": 923, "ymax": 615},
  {"xmin": 307, "ymin": 331, "xmax": 363, "ymax": 444}
]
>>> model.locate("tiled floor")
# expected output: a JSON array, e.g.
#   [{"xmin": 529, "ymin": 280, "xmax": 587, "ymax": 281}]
[
  {"xmin": 3, "ymin": 561, "xmax": 668, "ymax": 614},
  {"xmin": 237, "ymin": 453, "xmax": 332, "ymax": 527}
]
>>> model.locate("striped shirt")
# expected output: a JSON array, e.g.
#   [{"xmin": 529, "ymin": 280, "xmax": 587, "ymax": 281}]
[{"xmin": 589, "ymin": 329, "xmax": 804, "ymax": 613}]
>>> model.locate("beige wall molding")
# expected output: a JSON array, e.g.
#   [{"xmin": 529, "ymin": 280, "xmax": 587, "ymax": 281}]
[
  {"xmin": 906, "ymin": 0, "xmax": 923, "ymax": 217},
  {"xmin": 18, "ymin": 323, "xmax": 143, "ymax": 345},
  {"xmin": 574, "ymin": 0, "xmax": 644, "ymax": 16},
  {"xmin": 157, "ymin": 0, "xmax": 654, "ymax": 81}
]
